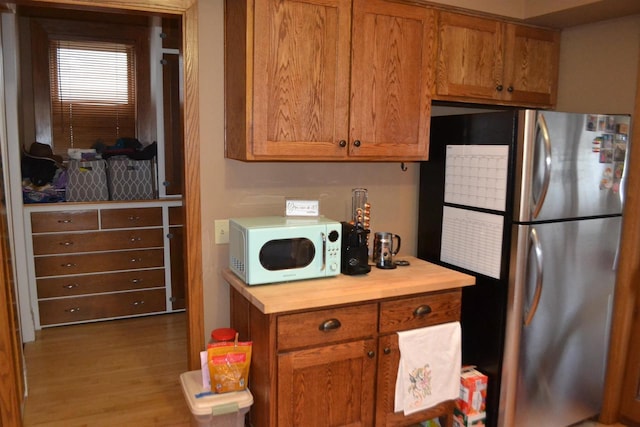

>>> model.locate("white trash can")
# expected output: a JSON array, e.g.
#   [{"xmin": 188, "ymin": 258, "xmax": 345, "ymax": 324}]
[{"xmin": 180, "ymin": 370, "xmax": 253, "ymax": 427}]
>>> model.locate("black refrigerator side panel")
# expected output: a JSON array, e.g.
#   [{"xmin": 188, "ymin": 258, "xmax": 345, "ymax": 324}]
[{"xmin": 418, "ymin": 111, "xmax": 520, "ymax": 427}]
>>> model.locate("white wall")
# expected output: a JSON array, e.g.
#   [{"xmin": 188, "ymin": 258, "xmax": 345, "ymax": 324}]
[{"xmin": 197, "ymin": 1, "xmax": 640, "ymax": 340}]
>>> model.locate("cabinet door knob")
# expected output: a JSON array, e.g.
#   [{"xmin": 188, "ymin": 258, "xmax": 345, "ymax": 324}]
[
  {"xmin": 367, "ymin": 350, "xmax": 375, "ymax": 358},
  {"xmin": 353, "ymin": 140, "xmax": 361, "ymax": 147},
  {"xmin": 383, "ymin": 347, "xmax": 391, "ymax": 355},
  {"xmin": 507, "ymin": 86, "xmax": 514, "ymax": 93},
  {"xmin": 319, "ymin": 318, "xmax": 341, "ymax": 332},
  {"xmin": 413, "ymin": 305, "xmax": 432, "ymax": 317},
  {"xmin": 496, "ymin": 85, "xmax": 503, "ymax": 92},
  {"xmin": 339, "ymin": 140, "xmax": 347, "ymax": 148}
]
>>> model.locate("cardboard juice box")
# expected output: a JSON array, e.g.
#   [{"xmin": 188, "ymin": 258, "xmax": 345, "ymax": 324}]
[
  {"xmin": 453, "ymin": 408, "xmax": 486, "ymax": 427},
  {"xmin": 456, "ymin": 366, "xmax": 488, "ymax": 415}
]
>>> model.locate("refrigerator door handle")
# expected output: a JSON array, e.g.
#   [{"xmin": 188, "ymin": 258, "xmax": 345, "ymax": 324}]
[
  {"xmin": 524, "ymin": 227, "xmax": 544, "ymax": 326},
  {"xmin": 532, "ymin": 113, "xmax": 552, "ymax": 219}
]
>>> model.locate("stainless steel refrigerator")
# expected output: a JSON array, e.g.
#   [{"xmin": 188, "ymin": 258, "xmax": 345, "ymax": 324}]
[{"xmin": 417, "ymin": 109, "xmax": 631, "ymax": 427}]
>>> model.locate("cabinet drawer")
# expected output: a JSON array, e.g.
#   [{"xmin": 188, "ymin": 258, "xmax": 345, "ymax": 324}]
[
  {"xmin": 379, "ymin": 290, "xmax": 461, "ymax": 334},
  {"xmin": 36, "ymin": 269, "xmax": 165, "ymax": 298},
  {"xmin": 32, "ymin": 228, "xmax": 164, "ymax": 255},
  {"xmin": 35, "ymin": 249, "xmax": 164, "ymax": 277},
  {"xmin": 277, "ymin": 303, "xmax": 377, "ymax": 351},
  {"xmin": 38, "ymin": 288, "xmax": 166, "ymax": 326},
  {"xmin": 100, "ymin": 207, "xmax": 162, "ymax": 229},
  {"xmin": 31, "ymin": 210, "xmax": 98, "ymax": 233}
]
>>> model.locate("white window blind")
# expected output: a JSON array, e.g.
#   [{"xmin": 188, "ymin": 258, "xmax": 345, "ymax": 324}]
[{"xmin": 49, "ymin": 40, "xmax": 137, "ymax": 153}]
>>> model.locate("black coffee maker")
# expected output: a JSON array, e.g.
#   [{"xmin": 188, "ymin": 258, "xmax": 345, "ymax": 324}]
[
  {"xmin": 341, "ymin": 188, "xmax": 371, "ymax": 275},
  {"xmin": 341, "ymin": 222, "xmax": 371, "ymax": 275}
]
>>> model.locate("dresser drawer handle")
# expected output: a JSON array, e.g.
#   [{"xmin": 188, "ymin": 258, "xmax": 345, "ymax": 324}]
[
  {"xmin": 131, "ymin": 278, "xmax": 143, "ymax": 284},
  {"xmin": 130, "ymin": 258, "xmax": 143, "ymax": 263},
  {"xmin": 59, "ymin": 241, "xmax": 74, "ymax": 247},
  {"xmin": 132, "ymin": 300, "xmax": 145, "ymax": 306},
  {"xmin": 65, "ymin": 307, "xmax": 80, "ymax": 313},
  {"xmin": 57, "ymin": 219, "xmax": 73, "ymax": 224},
  {"xmin": 129, "ymin": 237, "xmax": 142, "ymax": 242},
  {"xmin": 128, "ymin": 216, "xmax": 141, "ymax": 221},
  {"xmin": 319, "ymin": 318, "xmax": 341, "ymax": 332},
  {"xmin": 413, "ymin": 305, "xmax": 432, "ymax": 317},
  {"xmin": 61, "ymin": 263, "xmax": 77, "ymax": 268},
  {"xmin": 63, "ymin": 283, "xmax": 79, "ymax": 289}
]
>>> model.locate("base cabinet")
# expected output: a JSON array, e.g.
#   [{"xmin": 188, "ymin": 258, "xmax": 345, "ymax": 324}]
[{"xmin": 230, "ymin": 286, "xmax": 462, "ymax": 427}]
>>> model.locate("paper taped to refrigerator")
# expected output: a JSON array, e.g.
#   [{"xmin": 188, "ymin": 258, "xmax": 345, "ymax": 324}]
[
  {"xmin": 440, "ymin": 206, "xmax": 503, "ymax": 279},
  {"xmin": 445, "ymin": 145, "xmax": 509, "ymax": 211}
]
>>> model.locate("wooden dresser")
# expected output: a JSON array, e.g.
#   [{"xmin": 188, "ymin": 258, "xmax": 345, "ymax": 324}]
[
  {"xmin": 25, "ymin": 200, "xmax": 183, "ymax": 327},
  {"xmin": 224, "ymin": 257, "xmax": 475, "ymax": 427}
]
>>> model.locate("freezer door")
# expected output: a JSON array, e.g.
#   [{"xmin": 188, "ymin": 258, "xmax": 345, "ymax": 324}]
[
  {"xmin": 503, "ymin": 217, "xmax": 619, "ymax": 427},
  {"xmin": 514, "ymin": 111, "xmax": 629, "ymax": 222}
]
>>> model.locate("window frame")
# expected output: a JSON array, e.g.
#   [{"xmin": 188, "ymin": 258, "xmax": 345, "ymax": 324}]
[{"xmin": 30, "ymin": 17, "xmax": 152, "ymax": 156}]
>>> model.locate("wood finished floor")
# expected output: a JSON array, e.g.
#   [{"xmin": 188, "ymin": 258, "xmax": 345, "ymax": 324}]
[{"xmin": 22, "ymin": 313, "xmax": 192, "ymax": 426}]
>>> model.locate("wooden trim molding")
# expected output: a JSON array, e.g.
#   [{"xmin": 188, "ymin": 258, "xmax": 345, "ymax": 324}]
[{"xmin": 599, "ymin": 42, "xmax": 640, "ymax": 423}]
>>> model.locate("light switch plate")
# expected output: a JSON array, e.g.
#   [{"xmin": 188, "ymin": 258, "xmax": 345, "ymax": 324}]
[
  {"xmin": 214, "ymin": 219, "xmax": 229, "ymax": 244},
  {"xmin": 285, "ymin": 199, "xmax": 319, "ymax": 216}
]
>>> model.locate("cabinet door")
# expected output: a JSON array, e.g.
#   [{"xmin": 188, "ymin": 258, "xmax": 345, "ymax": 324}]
[
  {"xmin": 252, "ymin": 0, "xmax": 352, "ymax": 159},
  {"xmin": 375, "ymin": 334, "xmax": 455, "ymax": 427},
  {"xmin": 278, "ymin": 339, "xmax": 376, "ymax": 426},
  {"xmin": 435, "ymin": 11, "xmax": 504, "ymax": 101},
  {"xmin": 350, "ymin": 0, "xmax": 435, "ymax": 160},
  {"xmin": 502, "ymin": 23, "xmax": 559, "ymax": 107}
]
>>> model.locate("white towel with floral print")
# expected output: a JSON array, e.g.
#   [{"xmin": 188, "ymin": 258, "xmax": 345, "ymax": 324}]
[{"xmin": 394, "ymin": 322, "xmax": 461, "ymax": 415}]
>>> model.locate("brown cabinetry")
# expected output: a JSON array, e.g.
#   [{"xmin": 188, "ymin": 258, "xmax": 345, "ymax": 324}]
[
  {"xmin": 27, "ymin": 203, "xmax": 183, "ymax": 327},
  {"xmin": 225, "ymin": 0, "xmax": 436, "ymax": 161},
  {"xmin": 226, "ymin": 263, "xmax": 468, "ymax": 427},
  {"xmin": 435, "ymin": 10, "xmax": 560, "ymax": 108}
]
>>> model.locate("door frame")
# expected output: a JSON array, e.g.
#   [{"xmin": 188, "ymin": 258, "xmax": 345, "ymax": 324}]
[
  {"xmin": 0, "ymin": 0, "xmax": 203, "ymax": 423},
  {"xmin": 600, "ymin": 45, "xmax": 640, "ymax": 423}
]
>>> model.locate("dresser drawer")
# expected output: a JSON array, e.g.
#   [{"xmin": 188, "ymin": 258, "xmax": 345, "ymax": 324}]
[
  {"xmin": 379, "ymin": 290, "xmax": 461, "ymax": 334},
  {"xmin": 31, "ymin": 210, "xmax": 98, "ymax": 233},
  {"xmin": 101, "ymin": 207, "xmax": 162, "ymax": 229},
  {"xmin": 36, "ymin": 269, "xmax": 165, "ymax": 298},
  {"xmin": 38, "ymin": 288, "xmax": 166, "ymax": 326},
  {"xmin": 35, "ymin": 249, "xmax": 164, "ymax": 277},
  {"xmin": 32, "ymin": 228, "xmax": 164, "ymax": 255},
  {"xmin": 277, "ymin": 303, "xmax": 378, "ymax": 351}
]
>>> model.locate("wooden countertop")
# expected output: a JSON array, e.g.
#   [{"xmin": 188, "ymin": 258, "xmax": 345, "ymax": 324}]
[{"xmin": 222, "ymin": 256, "xmax": 475, "ymax": 314}]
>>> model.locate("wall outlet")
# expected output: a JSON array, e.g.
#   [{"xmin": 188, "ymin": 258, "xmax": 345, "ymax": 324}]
[{"xmin": 215, "ymin": 219, "xmax": 229, "ymax": 244}]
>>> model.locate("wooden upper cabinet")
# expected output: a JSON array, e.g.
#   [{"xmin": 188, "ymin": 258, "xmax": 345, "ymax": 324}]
[
  {"xmin": 435, "ymin": 11, "xmax": 560, "ymax": 108},
  {"xmin": 225, "ymin": 0, "xmax": 436, "ymax": 161}
]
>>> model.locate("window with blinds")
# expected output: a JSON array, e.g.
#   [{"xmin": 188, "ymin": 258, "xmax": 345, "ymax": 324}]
[{"xmin": 49, "ymin": 40, "xmax": 137, "ymax": 153}]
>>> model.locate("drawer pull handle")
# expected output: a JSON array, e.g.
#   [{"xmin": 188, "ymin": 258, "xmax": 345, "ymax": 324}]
[
  {"xmin": 132, "ymin": 300, "xmax": 145, "ymax": 306},
  {"xmin": 63, "ymin": 284, "xmax": 79, "ymax": 289},
  {"xmin": 131, "ymin": 279, "xmax": 143, "ymax": 284},
  {"xmin": 128, "ymin": 216, "xmax": 141, "ymax": 221},
  {"xmin": 413, "ymin": 305, "xmax": 432, "ymax": 317},
  {"xmin": 57, "ymin": 219, "xmax": 73, "ymax": 224},
  {"xmin": 59, "ymin": 241, "xmax": 74, "ymax": 246},
  {"xmin": 383, "ymin": 347, "xmax": 391, "ymax": 355},
  {"xmin": 61, "ymin": 263, "xmax": 77, "ymax": 268},
  {"xmin": 319, "ymin": 318, "xmax": 341, "ymax": 332},
  {"xmin": 130, "ymin": 258, "xmax": 143, "ymax": 263},
  {"xmin": 65, "ymin": 307, "xmax": 80, "ymax": 313},
  {"xmin": 367, "ymin": 350, "xmax": 375, "ymax": 358},
  {"xmin": 130, "ymin": 237, "xmax": 142, "ymax": 242}
]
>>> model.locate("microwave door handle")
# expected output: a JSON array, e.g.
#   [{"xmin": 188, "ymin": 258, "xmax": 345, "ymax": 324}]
[{"xmin": 321, "ymin": 232, "xmax": 327, "ymax": 271}]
